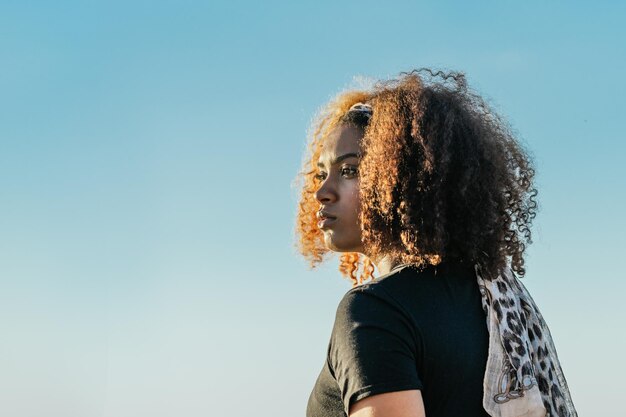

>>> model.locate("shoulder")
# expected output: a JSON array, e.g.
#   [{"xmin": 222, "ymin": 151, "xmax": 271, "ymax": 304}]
[
  {"xmin": 336, "ymin": 265, "xmax": 421, "ymax": 311},
  {"xmin": 334, "ymin": 284, "xmax": 403, "ymax": 326},
  {"xmin": 327, "ymin": 283, "xmax": 426, "ymax": 416},
  {"xmin": 329, "ymin": 283, "xmax": 419, "ymax": 360},
  {"xmin": 333, "ymin": 265, "xmax": 426, "ymax": 323}
]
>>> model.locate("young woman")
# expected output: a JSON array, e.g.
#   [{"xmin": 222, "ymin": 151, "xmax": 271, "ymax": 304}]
[{"xmin": 294, "ymin": 70, "xmax": 577, "ymax": 417}]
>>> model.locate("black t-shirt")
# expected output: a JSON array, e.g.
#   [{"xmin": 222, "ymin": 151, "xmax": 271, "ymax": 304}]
[{"xmin": 306, "ymin": 261, "xmax": 491, "ymax": 417}]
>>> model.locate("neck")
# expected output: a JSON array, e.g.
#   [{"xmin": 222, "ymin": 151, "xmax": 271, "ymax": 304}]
[{"xmin": 371, "ymin": 253, "xmax": 404, "ymax": 276}]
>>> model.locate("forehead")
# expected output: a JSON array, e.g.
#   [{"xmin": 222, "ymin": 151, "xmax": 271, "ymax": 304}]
[{"xmin": 317, "ymin": 125, "xmax": 363, "ymax": 164}]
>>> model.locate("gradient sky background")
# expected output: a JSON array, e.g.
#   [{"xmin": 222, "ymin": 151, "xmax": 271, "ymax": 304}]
[{"xmin": 1, "ymin": 1, "xmax": 624, "ymax": 416}]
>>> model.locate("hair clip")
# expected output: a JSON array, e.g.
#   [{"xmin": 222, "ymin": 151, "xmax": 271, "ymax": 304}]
[{"xmin": 348, "ymin": 102, "xmax": 373, "ymax": 118}]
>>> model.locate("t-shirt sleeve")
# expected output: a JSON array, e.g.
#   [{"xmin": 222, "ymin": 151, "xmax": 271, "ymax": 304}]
[{"xmin": 328, "ymin": 287, "xmax": 423, "ymax": 416}]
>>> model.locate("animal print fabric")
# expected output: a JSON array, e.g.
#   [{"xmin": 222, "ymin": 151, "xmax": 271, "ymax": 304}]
[{"xmin": 474, "ymin": 264, "xmax": 578, "ymax": 417}]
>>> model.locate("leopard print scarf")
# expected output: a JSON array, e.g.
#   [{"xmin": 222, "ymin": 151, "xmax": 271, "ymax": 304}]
[{"xmin": 474, "ymin": 264, "xmax": 578, "ymax": 417}]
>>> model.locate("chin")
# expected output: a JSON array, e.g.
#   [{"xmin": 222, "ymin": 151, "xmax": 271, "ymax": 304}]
[{"xmin": 323, "ymin": 233, "xmax": 362, "ymax": 253}]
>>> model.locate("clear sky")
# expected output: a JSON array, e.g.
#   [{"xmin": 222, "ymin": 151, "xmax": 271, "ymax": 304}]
[{"xmin": 1, "ymin": 1, "xmax": 624, "ymax": 416}]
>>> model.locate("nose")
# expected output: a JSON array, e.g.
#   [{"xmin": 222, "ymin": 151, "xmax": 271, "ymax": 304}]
[{"xmin": 314, "ymin": 178, "xmax": 337, "ymax": 204}]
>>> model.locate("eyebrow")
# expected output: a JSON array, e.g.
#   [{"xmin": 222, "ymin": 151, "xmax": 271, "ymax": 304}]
[{"xmin": 316, "ymin": 152, "xmax": 361, "ymax": 168}]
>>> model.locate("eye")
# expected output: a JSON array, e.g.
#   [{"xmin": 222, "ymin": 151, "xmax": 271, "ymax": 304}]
[
  {"xmin": 341, "ymin": 166, "xmax": 358, "ymax": 177},
  {"xmin": 314, "ymin": 166, "xmax": 357, "ymax": 182}
]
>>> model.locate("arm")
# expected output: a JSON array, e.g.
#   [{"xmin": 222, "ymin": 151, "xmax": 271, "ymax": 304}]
[
  {"xmin": 349, "ymin": 389, "xmax": 426, "ymax": 417},
  {"xmin": 330, "ymin": 288, "xmax": 425, "ymax": 416}
]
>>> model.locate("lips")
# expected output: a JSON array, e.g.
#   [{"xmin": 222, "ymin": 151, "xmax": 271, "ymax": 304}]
[
  {"xmin": 317, "ymin": 210, "xmax": 337, "ymax": 221},
  {"xmin": 317, "ymin": 210, "xmax": 337, "ymax": 229},
  {"xmin": 318, "ymin": 217, "xmax": 336, "ymax": 229}
]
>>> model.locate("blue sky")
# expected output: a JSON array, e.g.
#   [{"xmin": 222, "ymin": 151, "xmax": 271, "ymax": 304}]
[{"xmin": 0, "ymin": 1, "xmax": 624, "ymax": 416}]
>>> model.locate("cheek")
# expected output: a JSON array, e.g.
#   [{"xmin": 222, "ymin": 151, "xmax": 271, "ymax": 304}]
[{"xmin": 347, "ymin": 184, "xmax": 361, "ymax": 216}]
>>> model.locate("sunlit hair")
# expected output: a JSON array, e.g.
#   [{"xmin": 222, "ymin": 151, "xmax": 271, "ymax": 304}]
[{"xmin": 293, "ymin": 69, "xmax": 538, "ymax": 287}]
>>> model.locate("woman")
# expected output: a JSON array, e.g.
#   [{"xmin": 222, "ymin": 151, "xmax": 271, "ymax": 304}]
[{"xmin": 294, "ymin": 70, "xmax": 577, "ymax": 417}]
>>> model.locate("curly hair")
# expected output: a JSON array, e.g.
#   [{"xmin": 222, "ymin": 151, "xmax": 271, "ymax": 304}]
[{"xmin": 293, "ymin": 69, "xmax": 538, "ymax": 287}]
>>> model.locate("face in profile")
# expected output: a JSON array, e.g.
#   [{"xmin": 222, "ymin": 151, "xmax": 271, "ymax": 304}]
[{"xmin": 314, "ymin": 124, "xmax": 365, "ymax": 254}]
